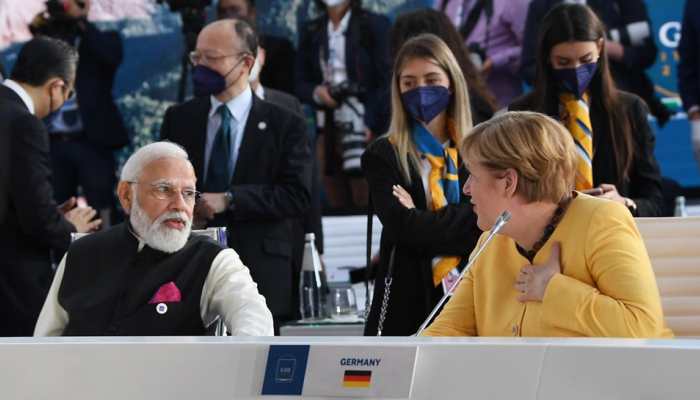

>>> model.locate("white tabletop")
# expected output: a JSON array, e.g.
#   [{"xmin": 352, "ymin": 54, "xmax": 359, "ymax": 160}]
[{"xmin": 1, "ymin": 336, "xmax": 698, "ymax": 399}]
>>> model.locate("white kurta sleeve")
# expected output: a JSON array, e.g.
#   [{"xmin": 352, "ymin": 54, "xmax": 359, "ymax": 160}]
[
  {"xmin": 200, "ymin": 249, "xmax": 274, "ymax": 336},
  {"xmin": 34, "ymin": 255, "xmax": 69, "ymax": 336}
]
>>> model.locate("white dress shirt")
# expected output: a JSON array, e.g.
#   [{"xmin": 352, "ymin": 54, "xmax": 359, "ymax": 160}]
[
  {"xmin": 326, "ymin": 10, "xmax": 352, "ymax": 85},
  {"xmin": 34, "ymin": 243, "xmax": 274, "ymax": 337},
  {"xmin": 203, "ymin": 87, "xmax": 254, "ymax": 183},
  {"xmin": 3, "ymin": 79, "xmax": 35, "ymax": 115}
]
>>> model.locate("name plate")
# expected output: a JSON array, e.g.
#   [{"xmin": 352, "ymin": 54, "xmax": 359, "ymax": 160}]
[{"xmin": 262, "ymin": 344, "xmax": 417, "ymax": 398}]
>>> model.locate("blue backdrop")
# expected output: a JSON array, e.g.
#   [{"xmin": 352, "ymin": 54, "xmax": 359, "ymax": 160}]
[{"xmin": 645, "ymin": 0, "xmax": 700, "ymax": 187}]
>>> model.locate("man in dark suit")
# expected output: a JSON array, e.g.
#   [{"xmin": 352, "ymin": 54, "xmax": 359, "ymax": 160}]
[
  {"xmin": 160, "ymin": 19, "xmax": 311, "ymax": 329},
  {"xmin": 0, "ymin": 37, "xmax": 101, "ymax": 336},
  {"xmin": 30, "ymin": 0, "xmax": 129, "ymax": 225},
  {"xmin": 217, "ymin": 0, "xmax": 296, "ymax": 95},
  {"xmin": 679, "ymin": 0, "xmax": 700, "ymax": 169}
]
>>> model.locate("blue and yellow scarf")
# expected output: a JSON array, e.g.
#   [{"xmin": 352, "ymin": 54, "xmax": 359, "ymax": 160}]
[{"xmin": 412, "ymin": 121, "xmax": 462, "ymax": 286}]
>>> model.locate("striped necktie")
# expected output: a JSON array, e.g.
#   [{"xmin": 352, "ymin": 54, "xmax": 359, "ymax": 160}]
[{"xmin": 560, "ymin": 92, "xmax": 593, "ymax": 190}]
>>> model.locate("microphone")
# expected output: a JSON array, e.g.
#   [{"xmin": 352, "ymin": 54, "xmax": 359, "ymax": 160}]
[{"xmin": 415, "ymin": 210, "xmax": 512, "ymax": 336}]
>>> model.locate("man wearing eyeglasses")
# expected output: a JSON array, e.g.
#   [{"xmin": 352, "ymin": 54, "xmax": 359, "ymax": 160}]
[
  {"xmin": 34, "ymin": 141, "xmax": 274, "ymax": 336},
  {"xmin": 0, "ymin": 36, "xmax": 102, "ymax": 337},
  {"xmin": 160, "ymin": 18, "xmax": 311, "ymax": 332}
]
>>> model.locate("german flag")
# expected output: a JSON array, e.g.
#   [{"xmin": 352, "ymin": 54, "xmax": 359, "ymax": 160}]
[{"xmin": 343, "ymin": 370, "xmax": 372, "ymax": 388}]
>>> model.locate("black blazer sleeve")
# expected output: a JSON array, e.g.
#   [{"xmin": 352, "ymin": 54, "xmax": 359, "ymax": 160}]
[
  {"xmin": 295, "ymin": 22, "xmax": 322, "ymax": 105},
  {"xmin": 80, "ymin": 22, "xmax": 123, "ymax": 68},
  {"xmin": 679, "ymin": 0, "xmax": 700, "ymax": 111},
  {"xmin": 519, "ymin": 0, "xmax": 547, "ymax": 85},
  {"xmin": 362, "ymin": 14, "xmax": 392, "ymax": 135},
  {"xmin": 11, "ymin": 115, "xmax": 75, "ymax": 250},
  {"xmin": 159, "ymin": 106, "xmax": 174, "ymax": 141},
  {"xmin": 229, "ymin": 114, "xmax": 312, "ymax": 221},
  {"xmin": 362, "ymin": 139, "xmax": 480, "ymax": 254},
  {"xmin": 614, "ymin": 0, "xmax": 657, "ymax": 70},
  {"xmin": 624, "ymin": 94, "xmax": 664, "ymax": 217}
]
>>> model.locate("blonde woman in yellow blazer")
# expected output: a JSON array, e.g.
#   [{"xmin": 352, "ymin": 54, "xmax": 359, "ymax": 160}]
[{"xmin": 422, "ymin": 111, "xmax": 672, "ymax": 338}]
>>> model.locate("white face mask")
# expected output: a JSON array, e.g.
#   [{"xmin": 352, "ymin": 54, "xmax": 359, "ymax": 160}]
[
  {"xmin": 248, "ymin": 55, "xmax": 262, "ymax": 84},
  {"xmin": 322, "ymin": 0, "xmax": 347, "ymax": 8}
]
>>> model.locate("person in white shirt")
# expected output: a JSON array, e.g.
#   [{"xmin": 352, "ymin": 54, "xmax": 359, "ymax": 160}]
[
  {"xmin": 34, "ymin": 141, "xmax": 274, "ymax": 336},
  {"xmin": 295, "ymin": 0, "xmax": 391, "ymax": 211}
]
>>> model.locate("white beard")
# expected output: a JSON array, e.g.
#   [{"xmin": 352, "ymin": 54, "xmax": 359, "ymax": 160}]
[{"xmin": 129, "ymin": 198, "xmax": 191, "ymax": 253}]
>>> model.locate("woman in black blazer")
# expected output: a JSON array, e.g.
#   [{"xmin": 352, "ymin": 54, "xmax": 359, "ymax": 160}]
[
  {"xmin": 362, "ymin": 34, "xmax": 481, "ymax": 336},
  {"xmin": 509, "ymin": 3, "xmax": 664, "ymax": 217}
]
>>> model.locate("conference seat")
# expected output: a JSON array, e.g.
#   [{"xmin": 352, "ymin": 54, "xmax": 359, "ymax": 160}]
[{"xmin": 635, "ymin": 216, "xmax": 700, "ymax": 337}]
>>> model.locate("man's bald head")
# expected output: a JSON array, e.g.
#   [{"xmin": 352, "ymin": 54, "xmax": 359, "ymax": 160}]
[{"xmin": 198, "ymin": 18, "xmax": 258, "ymax": 59}]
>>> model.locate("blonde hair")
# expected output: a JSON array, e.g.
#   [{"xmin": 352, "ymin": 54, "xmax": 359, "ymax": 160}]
[
  {"xmin": 387, "ymin": 33, "xmax": 472, "ymax": 183},
  {"xmin": 461, "ymin": 111, "xmax": 577, "ymax": 203}
]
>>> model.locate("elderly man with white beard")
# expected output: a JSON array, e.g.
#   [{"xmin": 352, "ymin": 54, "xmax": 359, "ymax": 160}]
[{"xmin": 34, "ymin": 142, "xmax": 274, "ymax": 336}]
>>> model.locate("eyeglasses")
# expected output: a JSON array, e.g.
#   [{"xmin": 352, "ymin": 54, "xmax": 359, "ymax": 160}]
[
  {"xmin": 188, "ymin": 50, "xmax": 250, "ymax": 66},
  {"xmin": 128, "ymin": 181, "xmax": 200, "ymax": 204}
]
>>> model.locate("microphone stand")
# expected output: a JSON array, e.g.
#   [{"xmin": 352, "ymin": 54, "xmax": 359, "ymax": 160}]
[{"xmin": 415, "ymin": 210, "xmax": 512, "ymax": 336}]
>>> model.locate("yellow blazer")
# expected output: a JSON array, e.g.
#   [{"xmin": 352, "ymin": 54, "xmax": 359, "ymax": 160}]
[{"xmin": 423, "ymin": 193, "xmax": 673, "ymax": 338}]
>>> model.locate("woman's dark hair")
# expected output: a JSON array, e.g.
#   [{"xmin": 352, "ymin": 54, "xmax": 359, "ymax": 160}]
[
  {"xmin": 390, "ymin": 8, "xmax": 497, "ymax": 120},
  {"xmin": 533, "ymin": 3, "xmax": 634, "ymax": 181},
  {"xmin": 11, "ymin": 36, "xmax": 78, "ymax": 86}
]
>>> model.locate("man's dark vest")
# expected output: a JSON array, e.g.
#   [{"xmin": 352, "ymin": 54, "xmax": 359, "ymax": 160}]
[{"xmin": 59, "ymin": 223, "xmax": 222, "ymax": 336}]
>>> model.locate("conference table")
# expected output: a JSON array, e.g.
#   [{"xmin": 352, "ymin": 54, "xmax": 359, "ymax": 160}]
[{"xmin": 1, "ymin": 336, "xmax": 698, "ymax": 399}]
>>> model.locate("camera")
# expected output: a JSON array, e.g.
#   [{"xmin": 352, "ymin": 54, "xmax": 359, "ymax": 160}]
[
  {"xmin": 328, "ymin": 81, "xmax": 365, "ymax": 104},
  {"xmin": 330, "ymin": 83, "xmax": 367, "ymax": 176},
  {"xmin": 30, "ymin": 0, "xmax": 86, "ymax": 38},
  {"xmin": 156, "ymin": 0, "xmax": 212, "ymax": 52},
  {"xmin": 157, "ymin": 0, "xmax": 212, "ymax": 37}
]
